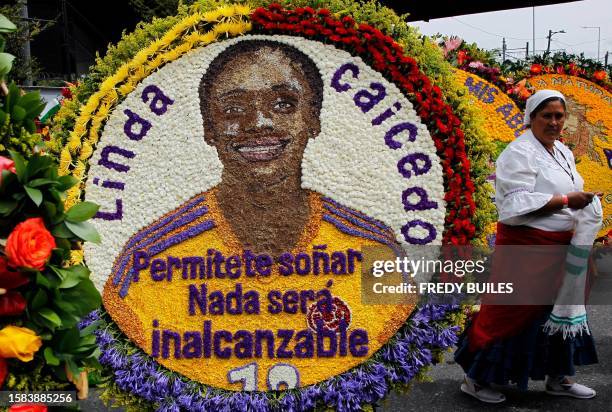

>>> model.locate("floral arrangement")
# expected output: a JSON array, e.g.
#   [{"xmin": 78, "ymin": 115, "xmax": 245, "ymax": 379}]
[
  {"xmin": 522, "ymin": 52, "xmax": 611, "ymax": 92},
  {"xmin": 0, "ymin": 152, "xmax": 101, "ymax": 395},
  {"xmin": 451, "ymin": 69, "xmax": 524, "ymax": 146},
  {"xmin": 441, "ymin": 37, "xmax": 612, "ymax": 106},
  {"xmin": 87, "ymin": 31, "xmax": 444, "ymax": 398},
  {"xmin": 44, "ymin": 1, "xmax": 501, "ymax": 410}
]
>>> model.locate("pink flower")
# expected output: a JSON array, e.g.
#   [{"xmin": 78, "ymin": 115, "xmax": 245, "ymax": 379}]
[
  {"xmin": 442, "ymin": 36, "xmax": 462, "ymax": 57},
  {"xmin": 0, "ymin": 156, "xmax": 16, "ymax": 185},
  {"xmin": 468, "ymin": 61, "xmax": 485, "ymax": 70}
]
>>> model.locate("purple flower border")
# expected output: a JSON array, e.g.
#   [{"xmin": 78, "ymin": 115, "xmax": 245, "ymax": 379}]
[{"xmin": 81, "ymin": 303, "xmax": 460, "ymax": 412}]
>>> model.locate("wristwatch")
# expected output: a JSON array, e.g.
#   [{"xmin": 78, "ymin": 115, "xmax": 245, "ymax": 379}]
[{"xmin": 562, "ymin": 194, "xmax": 569, "ymax": 209}]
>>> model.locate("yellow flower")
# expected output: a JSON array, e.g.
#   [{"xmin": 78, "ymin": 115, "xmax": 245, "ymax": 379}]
[
  {"xmin": 59, "ymin": 147, "xmax": 72, "ymax": 176},
  {"xmin": 0, "ymin": 326, "xmax": 42, "ymax": 362},
  {"xmin": 452, "ymin": 69, "xmax": 520, "ymax": 144},
  {"xmin": 219, "ymin": 5, "xmax": 237, "ymax": 18},
  {"xmin": 67, "ymin": 134, "xmax": 81, "ymax": 154},
  {"xmin": 73, "ymin": 160, "xmax": 86, "ymax": 180},
  {"xmin": 118, "ymin": 82, "xmax": 136, "ymax": 96},
  {"xmin": 65, "ymin": 187, "xmax": 81, "ymax": 209},
  {"xmin": 70, "ymin": 249, "xmax": 84, "ymax": 265},
  {"xmin": 233, "ymin": 4, "xmax": 251, "ymax": 16},
  {"xmin": 203, "ymin": 9, "xmax": 223, "ymax": 22}
]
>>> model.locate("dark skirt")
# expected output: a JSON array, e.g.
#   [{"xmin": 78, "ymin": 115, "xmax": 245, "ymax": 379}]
[{"xmin": 454, "ymin": 309, "xmax": 598, "ymax": 390}]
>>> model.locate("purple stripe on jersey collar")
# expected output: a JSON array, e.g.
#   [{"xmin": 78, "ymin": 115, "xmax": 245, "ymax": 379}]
[
  {"xmin": 322, "ymin": 202, "xmax": 391, "ymax": 239},
  {"xmin": 322, "ymin": 213, "xmax": 393, "ymax": 247},
  {"xmin": 124, "ymin": 195, "xmax": 206, "ymax": 250},
  {"xmin": 118, "ymin": 219, "xmax": 216, "ymax": 298},
  {"xmin": 322, "ymin": 197, "xmax": 389, "ymax": 232},
  {"xmin": 112, "ymin": 202, "xmax": 209, "ymax": 286}
]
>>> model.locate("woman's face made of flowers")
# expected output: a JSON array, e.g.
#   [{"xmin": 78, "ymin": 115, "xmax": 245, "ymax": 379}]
[{"xmin": 205, "ymin": 47, "xmax": 320, "ymax": 185}]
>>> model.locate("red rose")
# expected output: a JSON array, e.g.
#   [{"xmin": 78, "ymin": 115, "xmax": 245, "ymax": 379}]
[
  {"xmin": 5, "ymin": 218, "xmax": 56, "ymax": 271},
  {"xmin": 0, "ymin": 257, "xmax": 29, "ymax": 290},
  {"xmin": 0, "ymin": 291, "xmax": 27, "ymax": 316},
  {"xmin": 530, "ymin": 64, "xmax": 543, "ymax": 75}
]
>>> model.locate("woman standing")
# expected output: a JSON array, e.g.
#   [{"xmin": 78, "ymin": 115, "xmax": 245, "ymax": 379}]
[{"xmin": 454, "ymin": 90, "xmax": 602, "ymax": 403}]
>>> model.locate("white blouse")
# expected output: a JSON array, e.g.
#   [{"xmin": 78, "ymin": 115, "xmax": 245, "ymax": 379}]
[{"xmin": 495, "ymin": 130, "xmax": 584, "ymax": 232}]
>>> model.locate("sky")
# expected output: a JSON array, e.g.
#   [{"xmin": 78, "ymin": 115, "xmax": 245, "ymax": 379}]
[{"xmin": 410, "ymin": 0, "xmax": 611, "ymax": 63}]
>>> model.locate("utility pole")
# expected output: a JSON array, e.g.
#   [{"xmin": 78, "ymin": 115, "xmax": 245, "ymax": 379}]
[
  {"xmin": 546, "ymin": 29, "xmax": 565, "ymax": 55},
  {"xmin": 20, "ymin": 0, "xmax": 32, "ymax": 86},
  {"xmin": 526, "ymin": 42, "xmax": 529, "ymax": 59},
  {"xmin": 502, "ymin": 38, "xmax": 506, "ymax": 61},
  {"xmin": 532, "ymin": 7, "xmax": 536, "ymax": 56},
  {"xmin": 605, "ymin": 51, "xmax": 609, "ymax": 67}
]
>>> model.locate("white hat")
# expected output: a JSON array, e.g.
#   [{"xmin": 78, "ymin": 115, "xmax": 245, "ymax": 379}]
[{"xmin": 523, "ymin": 89, "xmax": 566, "ymax": 126}]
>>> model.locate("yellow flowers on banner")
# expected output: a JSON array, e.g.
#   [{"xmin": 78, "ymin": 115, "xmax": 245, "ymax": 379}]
[
  {"xmin": 56, "ymin": 5, "xmax": 253, "ymax": 208},
  {"xmin": 530, "ymin": 74, "xmax": 612, "ymax": 238},
  {"xmin": 453, "ymin": 69, "xmax": 525, "ymax": 143}
]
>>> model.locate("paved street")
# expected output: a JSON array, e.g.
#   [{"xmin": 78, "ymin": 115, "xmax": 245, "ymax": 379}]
[{"xmin": 381, "ymin": 305, "xmax": 612, "ymax": 412}]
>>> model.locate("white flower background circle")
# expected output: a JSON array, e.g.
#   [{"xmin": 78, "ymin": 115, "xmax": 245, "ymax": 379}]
[{"xmin": 83, "ymin": 35, "xmax": 446, "ymax": 291}]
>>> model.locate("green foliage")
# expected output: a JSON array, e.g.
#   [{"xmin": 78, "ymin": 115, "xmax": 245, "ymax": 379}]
[
  {"xmin": 4, "ymin": 360, "xmax": 70, "ymax": 392},
  {"xmin": 507, "ymin": 50, "xmax": 611, "ymax": 80},
  {"xmin": 99, "ymin": 380, "xmax": 157, "ymax": 412},
  {"xmin": 0, "ymin": 151, "xmax": 102, "ymax": 381},
  {"xmin": 0, "ymin": 12, "xmax": 17, "ymax": 80},
  {"xmin": 0, "ymin": 10, "xmax": 43, "ymax": 156},
  {"xmin": 0, "ymin": 82, "xmax": 45, "ymax": 130},
  {"xmin": 0, "ymin": 84, "xmax": 45, "ymax": 156}
]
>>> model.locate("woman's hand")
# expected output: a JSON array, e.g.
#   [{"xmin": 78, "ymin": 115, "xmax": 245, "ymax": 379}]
[{"xmin": 567, "ymin": 192, "xmax": 595, "ymax": 209}]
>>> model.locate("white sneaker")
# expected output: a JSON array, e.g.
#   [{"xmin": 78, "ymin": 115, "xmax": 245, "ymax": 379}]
[
  {"xmin": 545, "ymin": 376, "xmax": 596, "ymax": 399},
  {"xmin": 460, "ymin": 375, "xmax": 506, "ymax": 403}
]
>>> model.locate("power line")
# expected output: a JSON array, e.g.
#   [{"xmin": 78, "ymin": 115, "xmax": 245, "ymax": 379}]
[
  {"xmin": 450, "ymin": 17, "xmax": 546, "ymax": 41},
  {"xmin": 552, "ymin": 37, "xmax": 610, "ymax": 47}
]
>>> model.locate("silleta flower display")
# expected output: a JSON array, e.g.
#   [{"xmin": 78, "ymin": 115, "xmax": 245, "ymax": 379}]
[
  {"xmin": 60, "ymin": 3, "xmax": 477, "ymax": 410},
  {"xmin": 452, "ymin": 69, "xmax": 525, "ymax": 144}
]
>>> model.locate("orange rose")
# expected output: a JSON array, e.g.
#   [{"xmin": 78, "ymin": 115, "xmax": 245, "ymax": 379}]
[
  {"xmin": 593, "ymin": 70, "xmax": 607, "ymax": 81},
  {"xmin": 5, "ymin": 218, "xmax": 56, "ymax": 271},
  {"xmin": 530, "ymin": 64, "xmax": 543, "ymax": 75}
]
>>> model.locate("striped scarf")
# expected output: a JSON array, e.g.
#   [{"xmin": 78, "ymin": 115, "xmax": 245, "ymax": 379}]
[{"xmin": 544, "ymin": 197, "xmax": 602, "ymax": 338}]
